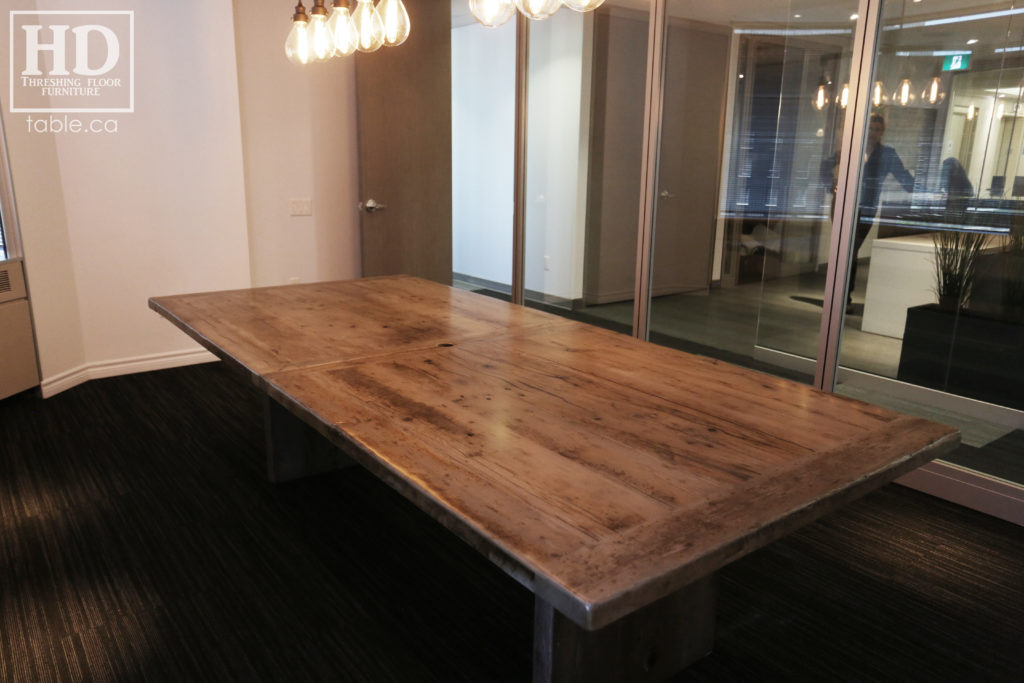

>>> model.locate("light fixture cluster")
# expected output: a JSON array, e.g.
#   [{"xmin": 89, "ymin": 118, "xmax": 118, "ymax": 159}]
[
  {"xmin": 469, "ymin": 0, "xmax": 605, "ymax": 28},
  {"xmin": 813, "ymin": 76, "xmax": 945, "ymax": 111},
  {"xmin": 285, "ymin": 0, "xmax": 410, "ymax": 65}
]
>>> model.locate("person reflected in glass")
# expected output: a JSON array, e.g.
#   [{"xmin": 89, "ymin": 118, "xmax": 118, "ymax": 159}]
[
  {"xmin": 939, "ymin": 156, "xmax": 973, "ymax": 224},
  {"xmin": 828, "ymin": 113, "xmax": 915, "ymax": 312}
]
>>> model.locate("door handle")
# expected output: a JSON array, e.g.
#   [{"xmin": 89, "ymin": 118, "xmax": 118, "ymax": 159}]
[{"xmin": 359, "ymin": 198, "xmax": 387, "ymax": 213}]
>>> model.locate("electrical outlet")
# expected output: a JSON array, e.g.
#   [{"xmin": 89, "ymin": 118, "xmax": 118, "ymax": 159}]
[{"xmin": 289, "ymin": 198, "xmax": 313, "ymax": 216}]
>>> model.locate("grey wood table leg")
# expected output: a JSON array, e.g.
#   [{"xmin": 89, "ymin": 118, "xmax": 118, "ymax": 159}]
[
  {"xmin": 533, "ymin": 575, "xmax": 717, "ymax": 683},
  {"xmin": 264, "ymin": 396, "xmax": 354, "ymax": 483}
]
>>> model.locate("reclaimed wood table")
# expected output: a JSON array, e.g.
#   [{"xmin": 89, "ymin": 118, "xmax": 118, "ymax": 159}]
[{"xmin": 150, "ymin": 275, "xmax": 959, "ymax": 682}]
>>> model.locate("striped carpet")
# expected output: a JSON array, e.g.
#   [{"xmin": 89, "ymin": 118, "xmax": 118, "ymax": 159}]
[{"xmin": 1, "ymin": 362, "xmax": 1021, "ymax": 682}]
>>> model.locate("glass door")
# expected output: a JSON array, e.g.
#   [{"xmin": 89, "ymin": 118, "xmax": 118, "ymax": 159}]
[{"xmin": 835, "ymin": 1, "xmax": 1024, "ymax": 493}]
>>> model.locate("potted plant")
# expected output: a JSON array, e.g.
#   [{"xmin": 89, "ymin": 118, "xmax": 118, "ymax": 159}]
[
  {"xmin": 932, "ymin": 229, "xmax": 989, "ymax": 311},
  {"xmin": 897, "ymin": 228, "xmax": 1024, "ymax": 410},
  {"xmin": 1002, "ymin": 227, "xmax": 1024, "ymax": 318}
]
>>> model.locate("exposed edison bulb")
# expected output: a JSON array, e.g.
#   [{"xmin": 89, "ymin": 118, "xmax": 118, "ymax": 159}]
[
  {"xmin": 897, "ymin": 78, "xmax": 912, "ymax": 106},
  {"xmin": 378, "ymin": 0, "xmax": 410, "ymax": 46},
  {"xmin": 285, "ymin": 2, "xmax": 312, "ymax": 65},
  {"xmin": 814, "ymin": 84, "xmax": 827, "ymax": 110},
  {"xmin": 872, "ymin": 81, "xmax": 883, "ymax": 106},
  {"xmin": 353, "ymin": 0, "xmax": 385, "ymax": 52},
  {"xmin": 839, "ymin": 83, "xmax": 849, "ymax": 108},
  {"xmin": 513, "ymin": 0, "xmax": 561, "ymax": 20},
  {"xmin": 328, "ymin": 2, "xmax": 358, "ymax": 56},
  {"xmin": 928, "ymin": 77, "xmax": 941, "ymax": 104},
  {"xmin": 469, "ymin": 0, "xmax": 516, "ymax": 27},
  {"xmin": 562, "ymin": 0, "xmax": 606, "ymax": 10},
  {"xmin": 309, "ymin": 0, "xmax": 332, "ymax": 62}
]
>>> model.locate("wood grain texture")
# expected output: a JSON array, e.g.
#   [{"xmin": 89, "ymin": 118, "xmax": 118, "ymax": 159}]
[
  {"xmin": 149, "ymin": 276, "xmax": 960, "ymax": 631},
  {"xmin": 149, "ymin": 276, "xmax": 571, "ymax": 380}
]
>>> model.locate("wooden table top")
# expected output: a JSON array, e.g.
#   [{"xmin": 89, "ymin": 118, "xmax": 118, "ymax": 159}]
[{"xmin": 150, "ymin": 275, "xmax": 959, "ymax": 630}]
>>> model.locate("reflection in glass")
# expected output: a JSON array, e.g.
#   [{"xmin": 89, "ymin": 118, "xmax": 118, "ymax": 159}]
[
  {"xmin": 641, "ymin": 1, "xmax": 858, "ymax": 380},
  {"xmin": 522, "ymin": 1, "xmax": 650, "ymax": 334},
  {"xmin": 835, "ymin": 0, "xmax": 1024, "ymax": 488},
  {"xmin": 450, "ymin": 8, "xmax": 516, "ymax": 299}
]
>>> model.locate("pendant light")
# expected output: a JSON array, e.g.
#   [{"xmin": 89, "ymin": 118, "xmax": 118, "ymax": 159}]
[
  {"xmin": 352, "ymin": 0, "xmax": 385, "ymax": 52},
  {"xmin": 285, "ymin": 1, "xmax": 409, "ymax": 63},
  {"xmin": 814, "ymin": 84, "xmax": 827, "ymax": 110},
  {"xmin": 328, "ymin": 0, "xmax": 358, "ymax": 57},
  {"xmin": 562, "ymin": 0, "xmax": 606, "ymax": 10},
  {"xmin": 470, "ymin": 0, "xmax": 605, "ymax": 28},
  {"xmin": 309, "ymin": 0, "xmax": 333, "ymax": 62},
  {"xmin": 927, "ymin": 77, "xmax": 942, "ymax": 105},
  {"xmin": 513, "ymin": 0, "xmax": 562, "ymax": 20},
  {"xmin": 469, "ymin": 0, "xmax": 516, "ymax": 27},
  {"xmin": 285, "ymin": 2, "xmax": 312, "ymax": 65},
  {"xmin": 897, "ymin": 78, "xmax": 913, "ymax": 106},
  {"xmin": 872, "ymin": 81, "xmax": 884, "ymax": 107},
  {"xmin": 378, "ymin": 0, "xmax": 411, "ymax": 46},
  {"xmin": 838, "ymin": 83, "xmax": 849, "ymax": 108}
]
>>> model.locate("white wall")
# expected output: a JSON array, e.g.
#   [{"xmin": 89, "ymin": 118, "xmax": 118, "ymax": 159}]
[
  {"xmin": 451, "ymin": 20, "xmax": 515, "ymax": 286},
  {"xmin": 233, "ymin": 0, "xmax": 361, "ymax": 287},
  {"xmin": 1, "ymin": 0, "xmax": 360, "ymax": 397},
  {"xmin": 2, "ymin": 0, "xmax": 253, "ymax": 395}
]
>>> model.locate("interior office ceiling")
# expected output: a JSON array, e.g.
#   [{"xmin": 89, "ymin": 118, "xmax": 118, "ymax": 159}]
[{"xmin": 451, "ymin": 0, "xmax": 1024, "ymax": 51}]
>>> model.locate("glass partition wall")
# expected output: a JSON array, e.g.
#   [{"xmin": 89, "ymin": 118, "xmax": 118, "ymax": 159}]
[
  {"xmin": 834, "ymin": 1, "xmax": 1024, "ymax": 496},
  {"xmin": 521, "ymin": 1, "xmax": 651, "ymax": 333},
  {"xmin": 648, "ymin": 1, "xmax": 861, "ymax": 374},
  {"xmin": 450, "ymin": 0, "xmax": 1024, "ymax": 519}
]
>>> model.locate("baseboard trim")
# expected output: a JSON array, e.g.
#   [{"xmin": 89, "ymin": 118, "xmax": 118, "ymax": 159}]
[
  {"xmin": 752, "ymin": 346, "xmax": 1024, "ymax": 431},
  {"xmin": 41, "ymin": 348, "xmax": 218, "ymax": 398},
  {"xmin": 898, "ymin": 461, "xmax": 1024, "ymax": 526}
]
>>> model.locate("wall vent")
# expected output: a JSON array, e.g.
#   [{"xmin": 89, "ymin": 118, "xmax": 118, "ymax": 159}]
[{"xmin": 0, "ymin": 260, "xmax": 26, "ymax": 303}]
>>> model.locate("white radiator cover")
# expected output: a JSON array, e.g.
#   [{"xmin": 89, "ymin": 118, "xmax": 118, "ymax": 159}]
[{"xmin": 0, "ymin": 259, "xmax": 40, "ymax": 399}]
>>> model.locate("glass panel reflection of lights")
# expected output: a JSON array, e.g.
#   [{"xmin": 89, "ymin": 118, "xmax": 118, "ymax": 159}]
[{"xmin": 835, "ymin": 1, "xmax": 1024, "ymax": 488}]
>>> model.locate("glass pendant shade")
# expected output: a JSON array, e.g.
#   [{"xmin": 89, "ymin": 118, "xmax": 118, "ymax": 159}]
[
  {"xmin": 469, "ymin": 0, "xmax": 516, "ymax": 27},
  {"xmin": 562, "ymin": 0, "xmax": 605, "ymax": 11},
  {"xmin": 378, "ymin": 0, "xmax": 411, "ymax": 46},
  {"xmin": 328, "ymin": 4, "xmax": 358, "ymax": 56},
  {"xmin": 285, "ymin": 3, "xmax": 312, "ymax": 65},
  {"xmin": 513, "ymin": 0, "xmax": 562, "ymax": 20},
  {"xmin": 897, "ymin": 78, "xmax": 912, "ymax": 106},
  {"xmin": 353, "ymin": 0, "xmax": 385, "ymax": 52},
  {"xmin": 814, "ymin": 84, "xmax": 826, "ymax": 110},
  {"xmin": 309, "ymin": 1, "xmax": 332, "ymax": 62}
]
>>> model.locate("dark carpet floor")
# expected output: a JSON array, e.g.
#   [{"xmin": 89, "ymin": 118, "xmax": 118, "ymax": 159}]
[{"xmin": 1, "ymin": 362, "xmax": 1022, "ymax": 682}]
